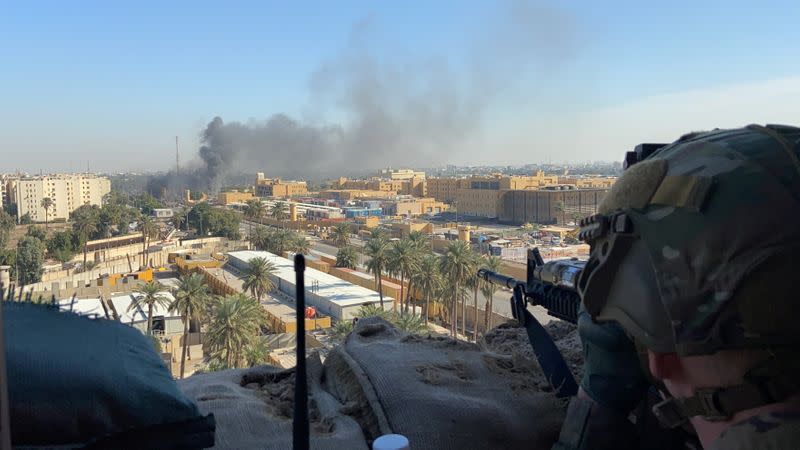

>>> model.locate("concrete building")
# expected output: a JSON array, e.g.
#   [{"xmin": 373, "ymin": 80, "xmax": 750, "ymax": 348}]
[
  {"xmin": 332, "ymin": 176, "xmax": 427, "ymax": 197},
  {"xmin": 255, "ymin": 173, "xmax": 308, "ymax": 198},
  {"xmin": 385, "ymin": 197, "xmax": 447, "ymax": 217},
  {"xmin": 500, "ymin": 186, "xmax": 609, "ymax": 225},
  {"xmin": 217, "ymin": 190, "xmax": 255, "ymax": 205},
  {"xmin": 426, "ymin": 177, "xmax": 462, "ymax": 203},
  {"xmin": 318, "ymin": 189, "xmax": 397, "ymax": 201},
  {"xmin": 377, "ymin": 168, "xmax": 426, "ymax": 180},
  {"xmin": 343, "ymin": 207, "xmax": 382, "ymax": 218},
  {"xmin": 227, "ymin": 250, "xmax": 392, "ymax": 320},
  {"xmin": 11, "ymin": 173, "xmax": 111, "ymax": 222}
]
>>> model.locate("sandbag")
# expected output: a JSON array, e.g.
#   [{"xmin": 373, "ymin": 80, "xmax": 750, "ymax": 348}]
[
  {"xmin": 324, "ymin": 317, "xmax": 568, "ymax": 450},
  {"xmin": 179, "ymin": 355, "xmax": 368, "ymax": 450}
]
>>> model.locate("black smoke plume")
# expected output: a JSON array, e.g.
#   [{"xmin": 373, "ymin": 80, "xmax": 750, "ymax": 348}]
[{"xmin": 151, "ymin": 1, "xmax": 577, "ymax": 197}]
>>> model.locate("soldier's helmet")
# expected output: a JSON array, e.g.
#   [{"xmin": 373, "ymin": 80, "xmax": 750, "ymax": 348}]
[{"xmin": 576, "ymin": 124, "xmax": 800, "ymax": 422}]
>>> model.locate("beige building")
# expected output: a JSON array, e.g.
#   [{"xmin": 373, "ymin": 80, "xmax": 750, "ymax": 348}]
[
  {"xmin": 333, "ymin": 175, "xmax": 426, "ymax": 197},
  {"xmin": 386, "ymin": 197, "xmax": 447, "ymax": 217},
  {"xmin": 11, "ymin": 173, "xmax": 110, "ymax": 222},
  {"xmin": 217, "ymin": 190, "xmax": 255, "ymax": 205},
  {"xmin": 500, "ymin": 187, "xmax": 609, "ymax": 225},
  {"xmin": 377, "ymin": 168, "xmax": 426, "ymax": 180},
  {"xmin": 255, "ymin": 173, "xmax": 308, "ymax": 198}
]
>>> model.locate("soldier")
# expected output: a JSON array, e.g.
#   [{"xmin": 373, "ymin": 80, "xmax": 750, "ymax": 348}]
[{"xmin": 555, "ymin": 124, "xmax": 800, "ymax": 449}]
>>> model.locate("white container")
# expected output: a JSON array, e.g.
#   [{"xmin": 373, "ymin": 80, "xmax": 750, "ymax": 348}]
[{"xmin": 373, "ymin": 434, "xmax": 410, "ymax": 450}]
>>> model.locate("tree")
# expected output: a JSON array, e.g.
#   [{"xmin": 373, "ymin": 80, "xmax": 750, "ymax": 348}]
[
  {"xmin": 72, "ymin": 210, "xmax": 98, "ymax": 268},
  {"xmin": 270, "ymin": 201, "xmax": 288, "ymax": 222},
  {"xmin": 139, "ymin": 215, "xmax": 158, "ymax": 268},
  {"xmin": 242, "ymin": 256, "xmax": 276, "ymax": 301},
  {"xmin": 480, "ymin": 255, "xmax": 503, "ymax": 332},
  {"xmin": 335, "ymin": 246, "xmax": 358, "ymax": 270},
  {"xmin": 169, "ymin": 273, "xmax": 210, "ymax": 379},
  {"xmin": 439, "ymin": 240, "xmax": 476, "ymax": 337},
  {"xmin": 290, "ymin": 234, "xmax": 311, "ymax": 255},
  {"xmin": 244, "ymin": 199, "xmax": 265, "ymax": 234},
  {"xmin": 16, "ymin": 236, "xmax": 45, "ymax": 285},
  {"xmin": 40, "ymin": 197, "xmax": 53, "ymax": 229},
  {"xmin": 47, "ymin": 230, "xmax": 79, "ymax": 263},
  {"xmin": 0, "ymin": 209, "xmax": 14, "ymax": 250},
  {"xmin": 19, "ymin": 213, "xmax": 32, "ymax": 225},
  {"xmin": 388, "ymin": 238, "xmax": 419, "ymax": 314},
  {"xmin": 250, "ymin": 225, "xmax": 270, "ymax": 251},
  {"xmin": 244, "ymin": 339, "xmax": 271, "ymax": 367},
  {"xmin": 331, "ymin": 223, "xmax": 352, "ymax": 248},
  {"xmin": 133, "ymin": 193, "xmax": 162, "ymax": 216},
  {"xmin": 204, "ymin": 294, "xmax": 265, "ymax": 369},
  {"xmin": 130, "ymin": 281, "xmax": 171, "ymax": 335},
  {"xmin": 364, "ymin": 236, "xmax": 390, "ymax": 308},
  {"xmin": 412, "ymin": 254, "xmax": 442, "ymax": 324},
  {"xmin": 26, "ymin": 225, "xmax": 46, "ymax": 242}
]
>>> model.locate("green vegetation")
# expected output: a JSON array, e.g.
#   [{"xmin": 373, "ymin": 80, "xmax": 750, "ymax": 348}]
[
  {"xmin": 46, "ymin": 229, "xmax": 80, "ymax": 263},
  {"xmin": 169, "ymin": 273, "xmax": 211, "ymax": 379},
  {"xmin": 387, "ymin": 238, "xmax": 419, "ymax": 314},
  {"xmin": 331, "ymin": 304, "xmax": 428, "ymax": 342},
  {"xmin": 335, "ymin": 246, "xmax": 358, "ymax": 269},
  {"xmin": 364, "ymin": 235, "xmax": 390, "ymax": 308},
  {"xmin": 270, "ymin": 201, "xmax": 288, "ymax": 222},
  {"xmin": 242, "ymin": 256, "xmax": 276, "ymax": 301},
  {"xmin": 244, "ymin": 199, "xmax": 265, "ymax": 234},
  {"xmin": 250, "ymin": 226, "xmax": 308, "ymax": 255},
  {"xmin": 0, "ymin": 209, "xmax": 14, "ymax": 250},
  {"xmin": 132, "ymin": 193, "xmax": 163, "ymax": 216},
  {"xmin": 479, "ymin": 255, "xmax": 503, "ymax": 331},
  {"xmin": 439, "ymin": 240, "xmax": 478, "ymax": 337},
  {"xmin": 26, "ymin": 225, "xmax": 46, "ymax": 242},
  {"xmin": 19, "ymin": 213, "xmax": 32, "ymax": 225},
  {"xmin": 129, "ymin": 281, "xmax": 170, "ymax": 335},
  {"xmin": 188, "ymin": 202, "xmax": 241, "ymax": 239},
  {"xmin": 331, "ymin": 223, "xmax": 351, "ymax": 248},
  {"xmin": 204, "ymin": 293, "xmax": 267, "ymax": 369},
  {"xmin": 16, "ymin": 236, "xmax": 46, "ymax": 285},
  {"xmin": 413, "ymin": 254, "xmax": 443, "ymax": 324},
  {"xmin": 40, "ymin": 197, "xmax": 53, "ymax": 229}
]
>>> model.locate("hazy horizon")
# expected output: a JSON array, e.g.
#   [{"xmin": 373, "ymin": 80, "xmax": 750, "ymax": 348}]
[{"xmin": 2, "ymin": 0, "xmax": 799, "ymax": 175}]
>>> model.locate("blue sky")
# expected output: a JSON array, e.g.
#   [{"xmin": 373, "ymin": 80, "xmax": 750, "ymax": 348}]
[{"xmin": 1, "ymin": 0, "xmax": 799, "ymax": 172}]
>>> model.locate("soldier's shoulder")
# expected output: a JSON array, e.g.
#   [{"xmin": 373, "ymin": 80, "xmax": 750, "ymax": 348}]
[{"xmin": 708, "ymin": 410, "xmax": 800, "ymax": 450}]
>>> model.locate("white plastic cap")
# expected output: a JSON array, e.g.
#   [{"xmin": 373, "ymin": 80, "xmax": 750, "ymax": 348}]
[{"xmin": 372, "ymin": 434, "xmax": 410, "ymax": 450}]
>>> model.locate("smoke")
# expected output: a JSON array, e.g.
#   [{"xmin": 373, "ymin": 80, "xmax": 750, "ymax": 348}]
[{"xmin": 156, "ymin": 1, "xmax": 576, "ymax": 196}]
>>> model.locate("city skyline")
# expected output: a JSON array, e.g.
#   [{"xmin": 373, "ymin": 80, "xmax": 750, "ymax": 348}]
[{"xmin": 2, "ymin": 0, "xmax": 799, "ymax": 173}]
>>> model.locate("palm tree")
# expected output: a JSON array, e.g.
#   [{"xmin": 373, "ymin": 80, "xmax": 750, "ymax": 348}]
[
  {"xmin": 73, "ymin": 214, "xmax": 97, "ymax": 268},
  {"xmin": 439, "ymin": 240, "xmax": 476, "ymax": 337},
  {"xmin": 369, "ymin": 227, "xmax": 387, "ymax": 241},
  {"xmin": 336, "ymin": 246, "xmax": 358, "ymax": 269},
  {"xmin": 250, "ymin": 225, "xmax": 270, "ymax": 251},
  {"xmin": 139, "ymin": 215, "xmax": 158, "ymax": 268},
  {"xmin": 480, "ymin": 255, "xmax": 503, "ymax": 332},
  {"xmin": 130, "ymin": 281, "xmax": 171, "ymax": 335},
  {"xmin": 290, "ymin": 233, "xmax": 311, "ymax": 255},
  {"xmin": 331, "ymin": 223, "xmax": 352, "ymax": 248},
  {"xmin": 554, "ymin": 200, "xmax": 566, "ymax": 225},
  {"xmin": 242, "ymin": 256, "xmax": 276, "ymax": 301},
  {"xmin": 364, "ymin": 236, "xmax": 390, "ymax": 308},
  {"xmin": 270, "ymin": 201, "xmax": 288, "ymax": 222},
  {"xmin": 407, "ymin": 230, "xmax": 429, "ymax": 252},
  {"xmin": 40, "ymin": 197, "xmax": 53, "ymax": 230},
  {"xmin": 204, "ymin": 293, "xmax": 265, "ymax": 368},
  {"xmin": 388, "ymin": 238, "xmax": 419, "ymax": 314},
  {"xmin": 412, "ymin": 254, "xmax": 442, "ymax": 324},
  {"xmin": 244, "ymin": 199, "xmax": 265, "ymax": 235},
  {"xmin": 244, "ymin": 339, "xmax": 271, "ymax": 367},
  {"xmin": 271, "ymin": 228, "xmax": 295, "ymax": 255},
  {"xmin": 169, "ymin": 273, "xmax": 210, "ymax": 378}
]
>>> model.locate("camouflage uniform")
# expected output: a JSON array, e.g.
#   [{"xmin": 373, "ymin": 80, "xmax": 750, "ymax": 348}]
[
  {"xmin": 567, "ymin": 124, "xmax": 800, "ymax": 448},
  {"xmin": 708, "ymin": 411, "xmax": 800, "ymax": 450}
]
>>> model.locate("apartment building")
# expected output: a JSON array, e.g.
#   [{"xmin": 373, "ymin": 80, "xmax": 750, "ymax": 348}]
[
  {"xmin": 254, "ymin": 173, "xmax": 308, "ymax": 198},
  {"xmin": 11, "ymin": 173, "xmax": 111, "ymax": 222},
  {"xmin": 333, "ymin": 176, "xmax": 426, "ymax": 197}
]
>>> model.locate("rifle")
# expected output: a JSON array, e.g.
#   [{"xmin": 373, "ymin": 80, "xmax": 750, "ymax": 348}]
[{"xmin": 477, "ymin": 248, "xmax": 585, "ymax": 397}]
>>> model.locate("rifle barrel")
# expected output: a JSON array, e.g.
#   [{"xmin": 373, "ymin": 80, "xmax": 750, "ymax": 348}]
[{"xmin": 477, "ymin": 269, "xmax": 523, "ymax": 290}]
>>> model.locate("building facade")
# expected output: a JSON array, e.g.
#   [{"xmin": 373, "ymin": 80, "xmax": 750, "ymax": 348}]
[
  {"xmin": 11, "ymin": 173, "xmax": 111, "ymax": 222},
  {"xmin": 500, "ymin": 186, "xmax": 609, "ymax": 225},
  {"xmin": 255, "ymin": 173, "xmax": 308, "ymax": 198}
]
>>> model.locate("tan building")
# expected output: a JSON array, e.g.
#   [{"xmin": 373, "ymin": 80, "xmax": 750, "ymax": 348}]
[
  {"xmin": 377, "ymin": 168, "xmax": 426, "ymax": 180},
  {"xmin": 333, "ymin": 176, "xmax": 427, "ymax": 197},
  {"xmin": 217, "ymin": 191, "xmax": 254, "ymax": 205},
  {"xmin": 557, "ymin": 176, "xmax": 617, "ymax": 189},
  {"xmin": 318, "ymin": 189, "xmax": 396, "ymax": 201},
  {"xmin": 426, "ymin": 177, "xmax": 462, "ymax": 203},
  {"xmin": 500, "ymin": 186, "xmax": 609, "ymax": 225},
  {"xmin": 11, "ymin": 173, "xmax": 110, "ymax": 222},
  {"xmin": 255, "ymin": 173, "xmax": 308, "ymax": 198},
  {"xmin": 386, "ymin": 197, "xmax": 447, "ymax": 217}
]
